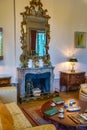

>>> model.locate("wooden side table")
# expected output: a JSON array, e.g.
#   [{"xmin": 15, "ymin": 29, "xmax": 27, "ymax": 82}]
[
  {"xmin": 0, "ymin": 75, "xmax": 11, "ymax": 87},
  {"xmin": 60, "ymin": 71, "xmax": 86, "ymax": 91}
]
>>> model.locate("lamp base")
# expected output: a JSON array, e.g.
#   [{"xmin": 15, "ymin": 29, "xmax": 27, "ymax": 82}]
[
  {"xmin": 71, "ymin": 63, "xmax": 75, "ymax": 72},
  {"xmin": 71, "ymin": 69, "xmax": 75, "ymax": 72}
]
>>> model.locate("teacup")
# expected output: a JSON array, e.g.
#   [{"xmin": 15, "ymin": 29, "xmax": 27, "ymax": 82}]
[
  {"xmin": 59, "ymin": 108, "xmax": 64, "ymax": 113},
  {"xmin": 58, "ymin": 113, "xmax": 64, "ymax": 118}
]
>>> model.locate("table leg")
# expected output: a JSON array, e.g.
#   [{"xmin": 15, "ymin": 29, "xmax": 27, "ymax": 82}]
[
  {"xmin": 75, "ymin": 125, "xmax": 78, "ymax": 130},
  {"xmin": 66, "ymin": 85, "xmax": 70, "ymax": 91}
]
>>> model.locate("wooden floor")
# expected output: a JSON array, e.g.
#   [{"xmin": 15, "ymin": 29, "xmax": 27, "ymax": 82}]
[{"xmin": 19, "ymin": 90, "xmax": 79, "ymax": 108}]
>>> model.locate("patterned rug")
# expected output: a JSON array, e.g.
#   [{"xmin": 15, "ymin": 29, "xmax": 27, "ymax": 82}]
[
  {"xmin": 22, "ymin": 106, "xmax": 48, "ymax": 126},
  {"xmin": 21, "ymin": 91, "xmax": 87, "ymax": 130}
]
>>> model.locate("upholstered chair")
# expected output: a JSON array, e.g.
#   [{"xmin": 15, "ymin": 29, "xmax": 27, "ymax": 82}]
[
  {"xmin": 79, "ymin": 83, "xmax": 87, "ymax": 101},
  {"xmin": 0, "ymin": 86, "xmax": 17, "ymax": 103}
]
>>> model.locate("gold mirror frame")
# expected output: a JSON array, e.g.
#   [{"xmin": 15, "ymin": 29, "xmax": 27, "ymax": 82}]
[{"xmin": 20, "ymin": 0, "xmax": 51, "ymax": 67}]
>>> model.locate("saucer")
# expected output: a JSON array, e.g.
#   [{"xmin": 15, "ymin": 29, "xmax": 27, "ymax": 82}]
[{"xmin": 51, "ymin": 102, "xmax": 56, "ymax": 107}]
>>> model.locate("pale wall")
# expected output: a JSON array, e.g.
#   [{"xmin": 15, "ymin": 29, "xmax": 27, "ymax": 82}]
[
  {"xmin": 0, "ymin": 0, "xmax": 87, "ymax": 83},
  {"xmin": 0, "ymin": 0, "xmax": 16, "ymax": 82}
]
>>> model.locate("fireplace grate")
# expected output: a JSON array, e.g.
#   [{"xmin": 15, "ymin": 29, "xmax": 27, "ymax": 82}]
[{"xmin": 20, "ymin": 91, "xmax": 59, "ymax": 103}]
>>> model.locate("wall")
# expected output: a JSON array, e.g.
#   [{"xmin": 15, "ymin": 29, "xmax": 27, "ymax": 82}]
[
  {"xmin": 0, "ymin": 0, "xmax": 16, "ymax": 82},
  {"xmin": 51, "ymin": 0, "xmax": 87, "ymax": 79},
  {"xmin": 0, "ymin": 0, "xmax": 87, "ymax": 86}
]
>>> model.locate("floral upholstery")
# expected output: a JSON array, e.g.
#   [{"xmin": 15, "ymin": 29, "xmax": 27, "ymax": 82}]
[
  {"xmin": 0, "ymin": 86, "xmax": 56, "ymax": 130},
  {"xmin": 0, "ymin": 86, "xmax": 17, "ymax": 103}
]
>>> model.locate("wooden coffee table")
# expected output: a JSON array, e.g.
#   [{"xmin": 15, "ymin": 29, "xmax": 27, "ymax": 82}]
[{"xmin": 41, "ymin": 96, "xmax": 87, "ymax": 130}]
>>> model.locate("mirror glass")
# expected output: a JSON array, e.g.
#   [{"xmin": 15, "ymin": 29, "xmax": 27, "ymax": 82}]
[
  {"xmin": 30, "ymin": 29, "xmax": 46, "ymax": 56},
  {"xmin": 20, "ymin": 0, "xmax": 51, "ymax": 67}
]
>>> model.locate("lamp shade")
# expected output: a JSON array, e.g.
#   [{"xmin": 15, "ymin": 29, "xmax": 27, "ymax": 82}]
[{"xmin": 68, "ymin": 57, "xmax": 78, "ymax": 62}]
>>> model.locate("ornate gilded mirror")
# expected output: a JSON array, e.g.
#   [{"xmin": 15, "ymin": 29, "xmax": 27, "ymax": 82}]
[{"xmin": 20, "ymin": 0, "xmax": 51, "ymax": 67}]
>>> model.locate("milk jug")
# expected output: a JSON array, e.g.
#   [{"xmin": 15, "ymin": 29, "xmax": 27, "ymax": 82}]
[
  {"xmin": 39, "ymin": 59, "xmax": 44, "ymax": 67},
  {"xmin": 28, "ymin": 59, "xmax": 33, "ymax": 68}
]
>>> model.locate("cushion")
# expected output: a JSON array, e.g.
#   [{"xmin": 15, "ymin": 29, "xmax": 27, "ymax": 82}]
[
  {"xmin": 81, "ymin": 88, "xmax": 87, "ymax": 95},
  {"xmin": 25, "ymin": 124, "xmax": 56, "ymax": 130},
  {"xmin": 0, "ymin": 102, "xmax": 15, "ymax": 130},
  {"xmin": 79, "ymin": 93, "xmax": 87, "ymax": 101},
  {"xmin": 79, "ymin": 88, "xmax": 87, "ymax": 101},
  {"xmin": 80, "ymin": 83, "xmax": 87, "ymax": 88},
  {"xmin": 5, "ymin": 102, "xmax": 32, "ymax": 130},
  {"xmin": 0, "ymin": 86, "xmax": 17, "ymax": 103}
]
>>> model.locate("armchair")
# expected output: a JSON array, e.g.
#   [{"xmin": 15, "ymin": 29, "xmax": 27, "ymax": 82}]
[
  {"xmin": 0, "ymin": 86, "xmax": 56, "ymax": 130},
  {"xmin": 79, "ymin": 83, "xmax": 87, "ymax": 101},
  {"xmin": 0, "ymin": 86, "xmax": 17, "ymax": 103},
  {"xmin": 26, "ymin": 124, "xmax": 56, "ymax": 130}
]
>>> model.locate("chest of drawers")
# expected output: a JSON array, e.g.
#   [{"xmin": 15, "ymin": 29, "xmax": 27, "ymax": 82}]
[
  {"xmin": 0, "ymin": 75, "xmax": 11, "ymax": 87},
  {"xmin": 60, "ymin": 71, "xmax": 85, "ymax": 91}
]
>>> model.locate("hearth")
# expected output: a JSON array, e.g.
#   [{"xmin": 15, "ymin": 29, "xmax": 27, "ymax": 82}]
[
  {"xmin": 25, "ymin": 72, "xmax": 50, "ymax": 96},
  {"xmin": 17, "ymin": 66, "xmax": 54, "ymax": 102}
]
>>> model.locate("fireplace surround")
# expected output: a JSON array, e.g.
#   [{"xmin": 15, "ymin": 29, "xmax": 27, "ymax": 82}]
[{"xmin": 17, "ymin": 66, "xmax": 54, "ymax": 102}]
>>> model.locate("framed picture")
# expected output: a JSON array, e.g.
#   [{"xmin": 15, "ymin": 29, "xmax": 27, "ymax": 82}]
[
  {"xmin": 74, "ymin": 31, "xmax": 86, "ymax": 48},
  {"xmin": 0, "ymin": 27, "xmax": 3, "ymax": 59}
]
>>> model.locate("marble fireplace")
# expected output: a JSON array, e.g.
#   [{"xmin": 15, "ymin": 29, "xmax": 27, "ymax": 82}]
[
  {"xmin": 17, "ymin": 66, "xmax": 54, "ymax": 102},
  {"xmin": 17, "ymin": 0, "xmax": 55, "ymax": 102}
]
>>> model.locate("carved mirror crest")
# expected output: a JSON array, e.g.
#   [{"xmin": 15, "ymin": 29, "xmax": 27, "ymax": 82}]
[{"xmin": 20, "ymin": 0, "xmax": 51, "ymax": 67}]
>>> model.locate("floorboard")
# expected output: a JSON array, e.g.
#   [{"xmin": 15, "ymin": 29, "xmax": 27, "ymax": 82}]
[{"xmin": 19, "ymin": 90, "xmax": 79, "ymax": 108}]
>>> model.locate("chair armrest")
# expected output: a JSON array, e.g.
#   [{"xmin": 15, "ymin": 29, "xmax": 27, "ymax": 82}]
[
  {"xmin": 0, "ymin": 86, "xmax": 17, "ymax": 103},
  {"xmin": 25, "ymin": 124, "xmax": 56, "ymax": 130},
  {"xmin": 80, "ymin": 83, "xmax": 87, "ymax": 88}
]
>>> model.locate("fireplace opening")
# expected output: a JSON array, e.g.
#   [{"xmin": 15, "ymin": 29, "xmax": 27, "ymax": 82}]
[{"xmin": 25, "ymin": 72, "xmax": 50, "ymax": 97}]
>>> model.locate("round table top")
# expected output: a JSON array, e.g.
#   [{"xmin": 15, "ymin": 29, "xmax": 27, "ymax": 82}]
[{"xmin": 41, "ymin": 96, "xmax": 87, "ymax": 128}]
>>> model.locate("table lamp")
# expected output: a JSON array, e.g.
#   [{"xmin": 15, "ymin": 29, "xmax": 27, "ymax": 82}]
[{"xmin": 68, "ymin": 57, "xmax": 78, "ymax": 72}]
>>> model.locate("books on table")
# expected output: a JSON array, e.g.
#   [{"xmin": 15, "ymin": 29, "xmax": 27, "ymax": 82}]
[
  {"xmin": 44, "ymin": 108, "xmax": 58, "ymax": 116},
  {"xmin": 52, "ymin": 97, "xmax": 64, "ymax": 104}
]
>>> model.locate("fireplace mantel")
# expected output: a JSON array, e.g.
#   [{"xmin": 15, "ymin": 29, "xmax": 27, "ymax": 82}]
[{"xmin": 17, "ymin": 66, "xmax": 54, "ymax": 102}]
